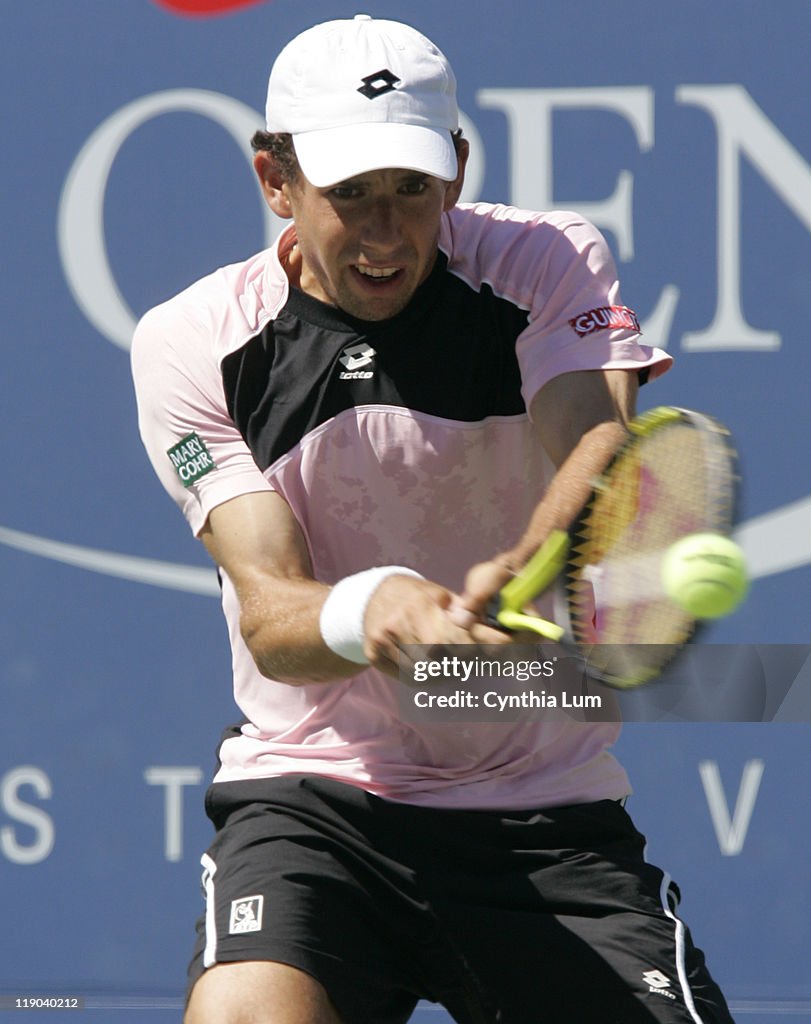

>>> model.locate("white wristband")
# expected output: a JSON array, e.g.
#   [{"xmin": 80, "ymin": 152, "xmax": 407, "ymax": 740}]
[{"xmin": 319, "ymin": 566, "xmax": 425, "ymax": 664}]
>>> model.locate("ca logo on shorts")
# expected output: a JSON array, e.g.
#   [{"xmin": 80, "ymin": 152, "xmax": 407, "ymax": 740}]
[{"xmin": 229, "ymin": 895, "xmax": 264, "ymax": 934}]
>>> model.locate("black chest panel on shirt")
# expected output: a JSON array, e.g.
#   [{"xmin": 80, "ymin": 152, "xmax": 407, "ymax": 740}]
[{"xmin": 221, "ymin": 253, "xmax": 530, "ymax": 472}]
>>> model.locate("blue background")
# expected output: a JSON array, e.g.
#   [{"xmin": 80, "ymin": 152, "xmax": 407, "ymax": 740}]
[{"xmin": 1, "ymin": 1, "xmax": 809, "ymax": 1020}]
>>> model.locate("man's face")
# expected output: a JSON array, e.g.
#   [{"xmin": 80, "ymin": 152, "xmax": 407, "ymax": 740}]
[{"xmin": 278, "ymin": 156, "xmax": 466, "ymax": 322}]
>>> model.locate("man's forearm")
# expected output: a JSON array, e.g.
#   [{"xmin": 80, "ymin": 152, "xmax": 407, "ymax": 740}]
[
  {"xmin": 238, "ymin": 576, "xmax": 361, "ymax": 685},
  {"xmin": 504, "ymin": 418, "xmax": 628, "ymax": 570}
]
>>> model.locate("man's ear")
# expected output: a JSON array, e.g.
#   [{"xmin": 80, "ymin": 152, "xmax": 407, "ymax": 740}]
[
  {"xmin": 442, "ymin": 137, "xmax": 470, "ymax": 211},
  {"xmin": 254, "ymin": 152, "xmax": 294, "ymax": 219}
]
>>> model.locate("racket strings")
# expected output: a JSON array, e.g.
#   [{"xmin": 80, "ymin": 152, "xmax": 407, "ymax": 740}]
[{"xmin": 564, "ymin": 414, "xmax": 737, "ymax": 687}]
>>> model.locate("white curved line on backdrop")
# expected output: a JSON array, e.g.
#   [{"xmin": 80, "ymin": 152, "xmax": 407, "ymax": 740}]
[
  {"xmin": 734, "ymin": 496, "xmax": 811, "ymax": 578},
  {"xmin": 0, "ymin": 525, "xmax": 219, "ymax": 596},
  {"xmin": 0, "ymin": 497, "xmax": 809, "ymax": 596}
]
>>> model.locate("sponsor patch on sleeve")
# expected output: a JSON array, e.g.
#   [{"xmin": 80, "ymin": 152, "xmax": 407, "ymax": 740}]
[
  {"xmin": 166, "ymin": 432, "xmax": 217, "ymax": 488},
  {"xmin": 569, "ymin": 305, "xmax": 641, "ymax": 337}
]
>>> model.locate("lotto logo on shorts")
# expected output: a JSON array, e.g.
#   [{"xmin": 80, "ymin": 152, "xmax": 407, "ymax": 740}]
[
  {"xmin": 569, "ymin": 305, "xmax": 641, "ymax": 337},
  {"xmin": 166, "ymin": 432, "xmax": 217, "ymax": 488},
  {"xmin": 642, "ymin": 969, "xmax": 676, "ymax": 1000},
  {"xmin": 229, "ymin": 895, "xmax": 264, "ymax": 934}
]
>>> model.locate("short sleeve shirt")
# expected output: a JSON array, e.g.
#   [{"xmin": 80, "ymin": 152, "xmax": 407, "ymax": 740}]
[{"xmin": 132, "ymin": 202, "xmax": 672, "ymax": 810}]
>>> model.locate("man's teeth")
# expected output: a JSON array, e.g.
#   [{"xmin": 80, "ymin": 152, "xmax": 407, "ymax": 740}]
[{"xmin": 356, "ymin": 266, "xmax": 399, "ymax": 279}]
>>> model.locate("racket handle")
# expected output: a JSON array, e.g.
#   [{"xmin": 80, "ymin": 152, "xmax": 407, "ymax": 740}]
[
  {"xmin": 499, "ymin": 530, "xmax": 569, "ymax": 609},
  {"xmin": 487, "ymin": 530, "xmax": 570, "ymax": 641},
  {"xmin": 495, "ymin": 608, "xmax": 565, "ymax": 641}
]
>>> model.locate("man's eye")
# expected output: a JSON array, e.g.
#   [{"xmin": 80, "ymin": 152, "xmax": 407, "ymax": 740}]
[
  {"xmin": 329, "ymin": 186, "xmax": 362, "ymax": 200},
  {"xmin": 401, "ymin": 180, "xmax": 428, "ymax": 195}
]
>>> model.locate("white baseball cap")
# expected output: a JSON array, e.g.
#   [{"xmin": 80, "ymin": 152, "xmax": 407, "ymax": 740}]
[{"xmin": 264, "ymin": 14, "xmax": 459, "ymax": 188}]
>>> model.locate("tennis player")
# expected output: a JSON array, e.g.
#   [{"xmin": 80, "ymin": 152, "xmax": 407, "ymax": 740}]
[{"xmin": 132, "ymin": 14, "xmax": 735, "ymax": 1024}]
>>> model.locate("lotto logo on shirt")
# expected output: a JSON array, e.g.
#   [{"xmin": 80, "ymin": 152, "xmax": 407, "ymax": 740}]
[
  {"xmin": 338, "ymin": 342, "xmax": 376, "ymax": 380},
  {"xmin": 166, "ymin": 432, "xmax": 217, "ymax": 487},
  {"xmin": 569, "ymin": 305, "xmax": 641, "ymax": 337}
]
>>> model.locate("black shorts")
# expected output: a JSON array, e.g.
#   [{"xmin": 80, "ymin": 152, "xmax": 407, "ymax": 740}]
[{"xmin": 188, "ymin": 774, "xmax": 734, "ymax": 1024}]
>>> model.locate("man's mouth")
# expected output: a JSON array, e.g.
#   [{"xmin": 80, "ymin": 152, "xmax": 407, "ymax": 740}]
[{"xmin": 353, "ymin": 265, "xmax": 401, "ymax": 282}]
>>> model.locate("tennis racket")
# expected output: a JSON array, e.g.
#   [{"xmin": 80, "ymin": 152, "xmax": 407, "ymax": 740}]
[{"xmin": 490, "ymin": 406, "xmax": 740, "ymax": 689}]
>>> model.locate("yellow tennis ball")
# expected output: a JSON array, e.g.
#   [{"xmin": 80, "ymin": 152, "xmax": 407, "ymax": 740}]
[{"xmin": 661, "ymin": 533, "xmax": 749, "ymax": 619}]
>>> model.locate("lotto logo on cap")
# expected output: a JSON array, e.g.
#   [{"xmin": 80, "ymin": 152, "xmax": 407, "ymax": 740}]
[{"xmin": 264, "ymin": 14, "xmax": 459, "ymax": 187}]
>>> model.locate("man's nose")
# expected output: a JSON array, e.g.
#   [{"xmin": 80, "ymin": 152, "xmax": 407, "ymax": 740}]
[{"xmin": 360, "ymin": 198, "xmax": 403, "ymax": 252}]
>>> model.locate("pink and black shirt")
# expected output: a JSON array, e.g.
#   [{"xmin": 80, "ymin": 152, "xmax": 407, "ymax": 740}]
[{"xmin": 132, "ymin": 202, "xmax": 671, "ymax": 810}]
